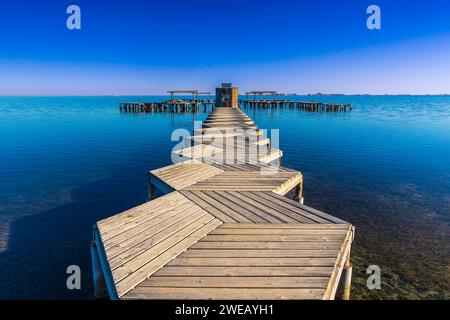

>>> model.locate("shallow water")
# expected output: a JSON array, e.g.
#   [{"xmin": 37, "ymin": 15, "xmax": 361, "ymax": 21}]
[{"xmin": 0, "ymin": 95, "xmax": 449, "ymax": 299}]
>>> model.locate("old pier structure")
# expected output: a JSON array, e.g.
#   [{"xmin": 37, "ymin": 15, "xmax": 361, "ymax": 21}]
[
  {"xmin": 92, "ymin": 84, "xmax": 355, "ymax": 300},
  {"xmin": 119, "ymin": 88, "xmax": 352, "ymax": 114}
]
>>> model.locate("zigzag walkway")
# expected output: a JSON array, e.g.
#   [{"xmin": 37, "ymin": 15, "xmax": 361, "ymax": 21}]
[{"xmin": 91, "ymin": 107, "xmax": 355, "ymax": 300}]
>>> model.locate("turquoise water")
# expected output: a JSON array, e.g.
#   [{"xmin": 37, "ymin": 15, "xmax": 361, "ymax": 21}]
[{"xmin": 0, "ymin": 96, "xmax": 449, "ymax": 299}]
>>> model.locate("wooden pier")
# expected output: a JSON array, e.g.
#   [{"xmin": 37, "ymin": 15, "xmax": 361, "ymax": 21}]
[
  {"xmin": 241, "ymin": 90, "xmax": 351, "ymax": 112},
  {"xmin": 241, "ymin": 99, "xmax": 352, "ymax": 112},
  {"xmin": 120, "ymin": 89, "xmax": 215, "ymax": 113},
  {"xmin": 120, "ymin": 99, "xmax": 351, "ymax": 113},
  {"xmin": 120, "ymin": 99, "xmax": 215, "ymax": 113},
  {"xmin": 120, "ymin": 88, "xmax": 351, "ymax": 114},
  {"xmin": 92, "ymin": 86, "xmax": 355, "ymax": 300}
]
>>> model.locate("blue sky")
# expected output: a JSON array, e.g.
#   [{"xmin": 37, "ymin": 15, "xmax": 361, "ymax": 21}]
[{"xmin": 1, "ymin": 0, "xmax": 450, "ymax": 95}]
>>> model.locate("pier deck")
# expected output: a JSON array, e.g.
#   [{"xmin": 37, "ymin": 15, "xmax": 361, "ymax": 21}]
[
  {"xmin": 149, "ymin": 160, "xmax": 302, "ymax": 198},
  {"xmin": 149, "ymin": 160, "xmax": 224, "ymax": 191},
  {"xmin": 93, "ymin": 190, "xmax": 352, "ymax": 299},
  {"xmin": 122, "ymin": 223, "xmax": 353, "ymax": 300},
  {"xmin": 92, "ymin": 103, "xmax": 354, "ymax": 300}
]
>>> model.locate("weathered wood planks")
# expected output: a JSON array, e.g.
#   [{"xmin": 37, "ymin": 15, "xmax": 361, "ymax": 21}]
[
  {"xmin": 149, "ymin": 160, "xmax": 224, "ymax": 191},
  {"xmin": 182, "ymin": 172, "xmax": 301, "ymax": 196},
  {"xmin": 180, "ymin": 191, "xmax": 345, "ymax": 224},
  {"xmin": 120, "ymin": 224, "xmax": 352, "ymax": 300},
  {"xmin": 92, "ymin": 105, "xmax": 355, "ymax": 301},
  {"xmin": 95, "ymin": 191, "xmax": 222, "ymax": 298}
]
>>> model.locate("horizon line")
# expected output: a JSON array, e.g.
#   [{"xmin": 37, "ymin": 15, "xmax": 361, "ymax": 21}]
[{"xmin": 1, "ymin": 93, "xmax": 450, "ymax": 97}]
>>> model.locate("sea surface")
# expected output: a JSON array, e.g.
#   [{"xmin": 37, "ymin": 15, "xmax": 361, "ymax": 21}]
[{"xmin": 0, "ymin": 95, "xmax": 449, "ymax": 299}]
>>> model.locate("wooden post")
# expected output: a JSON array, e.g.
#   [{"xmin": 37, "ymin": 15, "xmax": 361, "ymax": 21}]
[
  {"xmin": 275, "ymin": 157, "xmax": 281, "ymax": 168},
  {"xmin": 90, "ymin": 240, "xmax": 108, "ymax": 299},
  {"xmin": 294, "ymin": 181, "xmax": 303, "ymax": 204},
  {"xmin": 342, "ymin": 260, "xmax": 353, "ymax": 300},
  {"xmin": 148, "ymin": 175, "xmax": 156, "ymax": 200},
  {"xmin": 336, "ymin": 252, "xmax": 353, "ymax": 300}
]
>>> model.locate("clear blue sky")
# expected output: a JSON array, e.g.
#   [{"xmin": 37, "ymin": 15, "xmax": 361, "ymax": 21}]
[{"xmin": 1, "ymin": 0, "xmax": 450, "ymax": 95}]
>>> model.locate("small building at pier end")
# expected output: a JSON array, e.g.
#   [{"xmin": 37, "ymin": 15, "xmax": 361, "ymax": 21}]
[{"xmin": 215, "ymin": 83, "xmax": 239, "ymax": 108}]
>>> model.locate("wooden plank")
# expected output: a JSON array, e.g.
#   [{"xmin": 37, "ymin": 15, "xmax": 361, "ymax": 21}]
[
  {"xmin": 186, "ymin": 191, "xmax": 253, "ymax": 223},
  {"xmin": 298, "ymin": 203, "xmax": 349, "ymax": 224},
  {"xmin": 208, "ymin": 191, "xmax": 283, "ymax": 223},
  {"xmin": 179, "ymin": 191, "xmax": 239, "ymax": 223},
  {"xmin": 173, "ymin": 144, "xmax": 223, "ymax": 159},
  {"xmin": 150, "ymin": 159, "xmax": 199, "ymax": 175},
  {"xmin": 110, "ymin": 210, "xmax": 211, "ymax": 273},
  {"xmin": 273, "ymin": 172, "xmax": 302, "ymax": 196},
  {"xmin": 155, "ymin": 163, "xmax": 221, "ymax": 180},
  {"xmin": 99, "ymin": 197, "xmax": 189, "ymax": 239},
  {"xmin": 218, "ymin": 223, "xmax": 349, "ymax": 229},
  {"xmin": 179, "ymin": 249, "xmax": 339, "ymax": 258},
  {"xmin": 141, "ymin": 276, "xmax": 330, "ymax": 288},
  {"xmin": 255, "ymin": 192, "xmax": 348, "ymax": 224},
  {"xmin": 123, "ymin": 287, "xmax": 325, "ymax": 300},
  {"xmin": 167, "ymin": 257, "xmax": 336, "ymax": 267},
  {"xmin": 99, "ymin": 194, "xmax": 189, "ymax": 239},
  {"xmin": 97, "ymin": 192, "xmax": 186, "ymax": 232},
  {"xmin": 115, "ymin": 218, "xmax": 222, "ymax": 297},
  {"xmin": 107, "ymin": 207, "xmax": 207, "ymax": 264},
  {"xmin": 154, "ymin": 266, "xmax": 334, "ymax": 277},
  {"xmin": 159, "ymin": 169, "xmax": 219, "ymax": 186},
  {"xmin": 247, "ymin": 192, "xmax": 332, "ymax": 224},
  {"xmin": 223, "ymin": 192, "xmax": 298, "ymax": 223},
  {"xmin": 202, "ymin": 234, "xmax": 345, "ymax": 242},
  {"xmin": 183, "ymin": 171, "xmax": 299, "ymax": 194},
  {"xmin": 201, "ymin": 191, "xmax": 268, "ymax": 223},
  {"xmin": 323, "ymin": 225, "xmax": 354, "ymax": 299},
  {"xmin": 185, "ymin": 186, "xmax": 275, "ymax": 191},
  {"xmin": 209, "ymin": 228, "xmax": 348, "ymax": 236},
  {"xmin": 210, "ymin": 163, "xmax": 294, "ymax": 173},
  {"xmin": 104, "ymin": 202, "xmax": 197, "ymax": 250},
  {"xmin": 191, "ymin": 241, "xmax": 342, "ymax": 250},
  {"xmin": 151, "ymin": 162, "xmax": 223, "ymax": 190}
]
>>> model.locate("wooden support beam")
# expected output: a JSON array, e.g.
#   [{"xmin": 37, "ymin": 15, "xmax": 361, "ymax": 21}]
[
  {"xmin": 90, "ymin": 241, "xmax": 108, "ymax": 299},
  {"xmin": 148, "ymin": 175, "xmax": 156, "ymax": 200},
  {"xmin": 336, "ymin": 247, "xmax": 353, "ymax": 300},
  {"xmin": 342, "ymin": 260, "xmax": 353, "ymax": 300},
  {"xmin": 294, "ymin": 181, "xmax": 303, "ymax": 204}
]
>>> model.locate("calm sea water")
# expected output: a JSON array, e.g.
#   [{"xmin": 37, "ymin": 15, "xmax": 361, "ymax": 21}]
[{"xmin": 0, "ymin": 96, "xmax": 449, "ymax": 299}]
